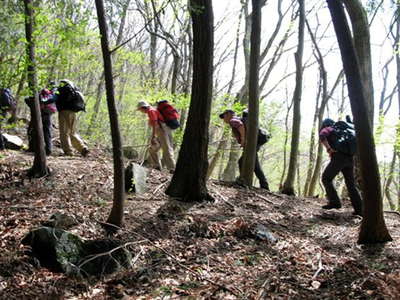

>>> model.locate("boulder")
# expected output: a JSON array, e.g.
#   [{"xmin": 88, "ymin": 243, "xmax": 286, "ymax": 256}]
[
  {"xmin": 22, "ymin": 227, "xmax": 133, "ymax": 276},
  {"xmin": 79, "ymin": 239, "xmax": 132, "ymax": 276},
  {"xmin": 21, "ymin": 227, "xmax": 84, "ymax": 273},
  {"xmin": 2, "ymin": 133, "xmax": 25, "ymax": 150}
]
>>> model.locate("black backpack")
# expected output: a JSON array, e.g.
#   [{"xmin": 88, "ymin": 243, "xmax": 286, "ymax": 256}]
[
  {"xmin": 57, "ymin": 82, "xmax": 86, "ymax": 112},
  {"xmin": 0, "ymin": 88, "xmax": 16, "ymax": 112},
  {"xmin": 331, "ymin": 121, "xmax": 357, "ymax": 155},
  {"xmin": 240, "ymin": 111, "xmax": 271, "ymax": 146}
]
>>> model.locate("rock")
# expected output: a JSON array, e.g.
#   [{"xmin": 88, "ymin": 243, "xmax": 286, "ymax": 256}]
[
  {"xmin": 122, "ymin": 146, "xmax": 139, "ymax": 160},
  {"xmin": 2, "ymin": 133, "xmax": 25, "ymax": 150},
  {"xmin": 21, "ymin": 227, "xmax": 84, "ymax": 273},
  {"xmin": 22, "ymin": 227, "xmax": 133, "ymax": 277},
  {"xmin": 41, "ymin": 212, "xmax": 80, "ymax": 230},
  {"xmin": 79, "ymin": 239, "xmax": 132, "ymax": 276},
  {"xmin": 253, "ymin": 224, "xmax": 278, "ymax": 243}
]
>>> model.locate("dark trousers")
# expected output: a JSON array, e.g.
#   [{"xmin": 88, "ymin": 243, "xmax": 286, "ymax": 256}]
[
  {"xmin": 0, "ymin": 112, "xmax": 5, "ymax": 150},
  {"xmin": 322, "ymin": 152, "xmax": 362, "ymax": 213},
  {"xmin": 28, "ymin": 112, "xmax": 52, "ymax": 155},
  {"xmin": 238, "ymin": 145, "xmax": 269, "ymax": 189}
]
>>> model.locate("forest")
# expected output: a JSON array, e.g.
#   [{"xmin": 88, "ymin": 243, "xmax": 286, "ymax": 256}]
[{"xmin": 0, "ymin": 0, "xmax": 399, "ymax": 299}]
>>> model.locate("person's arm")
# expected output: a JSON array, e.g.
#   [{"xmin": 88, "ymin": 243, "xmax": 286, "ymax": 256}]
[
  {"xmin": 238, "ymin": 125, "xmax": 246, "ymax": 147},
  {"xmin": 321, "ymin": 139, "xmax": 334, "ymax": 153}
]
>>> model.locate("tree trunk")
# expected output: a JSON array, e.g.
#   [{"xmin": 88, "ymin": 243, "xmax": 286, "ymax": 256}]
[
  {"xmin": 165, "ymin": 0, "xmax": 214, "ymax": 202},
  {"xmin": 281, "ymin": 0, "xmax": 305, "ymax": 195},
  {"xmin": 24, "ymin": 0, "xmax": 48, "ymax": 178},
  {"xmin": 240, "ymin": 0, "xmax": 262, "ymax": 186},
  {"xmin": 87, "ymin": 0, "xmax": 130, "ymax": 136},
  {"xmin": 327, "ymin": 0, "xmax": 392, "ymax": 244},
  {"xmin": 95, "ymin": 0, "xmax": 125, "ymax": 228},
  {"xmin": 343, "ymin": 0, "xmax": 374, "ymax": 129}
]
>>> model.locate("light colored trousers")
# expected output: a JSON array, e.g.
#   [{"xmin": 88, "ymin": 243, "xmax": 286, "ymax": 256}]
[
  {"xmin": 148, "ymin": 123, "xmax": 175, "ymax": 170},
  {"xmin": 58, "ymin": 110, "xmax": 86, "ymax": 155}
]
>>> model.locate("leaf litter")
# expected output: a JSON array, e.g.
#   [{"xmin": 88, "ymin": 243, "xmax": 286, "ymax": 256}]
[{"xmin": 0, "ymin": 150, "xmax": 399, "ymax": 299}]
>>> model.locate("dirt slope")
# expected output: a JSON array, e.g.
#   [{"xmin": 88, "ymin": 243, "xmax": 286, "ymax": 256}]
[{"xmin": 0, "ymin": 150, "xmax": 399, "ymax": 299}]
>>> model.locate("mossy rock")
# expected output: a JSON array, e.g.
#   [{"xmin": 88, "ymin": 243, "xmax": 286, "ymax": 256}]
[
  {"xmin": 21, "ymin": 227, "xmax": 84, "ymax": 273},
  {"xmin": 79, "ymin": 239, "xmax": 132, "ymax": 276}
]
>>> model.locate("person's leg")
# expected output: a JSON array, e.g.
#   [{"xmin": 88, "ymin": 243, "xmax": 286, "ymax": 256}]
[
  {"xmin": 67, "ymin": 111, "xmax": 87, "ymax": 155},
  {"xmin": 341, "ymin": 159, "xmax": 363, "ymax": 215},
  {"xmin": 58, "ymin": 110, "xmax": 73, "ymax": 155},
  {"xmin": 147, "ymin": 139, "xmax": 162, "ymax": 170},
  {"xmin": 321, "ymin": 154, "xmax": 345, "ymax": 208},
  {"xmin": 254, "ymin": 148, "xmax": 269, "ymax": 190},
  {"xmin": 158, "ymin": 124, "xmax": 175, "ymax": 170},
  {"xmin": 161, "ymin": 125, "xmax": 174, "ymax": 168},
  {"xmin": 0, "ymin": 118, "xmax": 4, "ymax": 150},
  {"xmin": 42, "ymin": 113, "xmax": 52, "ymax": 155}
]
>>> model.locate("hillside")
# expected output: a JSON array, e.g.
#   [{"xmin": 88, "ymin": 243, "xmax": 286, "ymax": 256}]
[{"xmin": 0, "ymin": 150, "xmax": 399, "ymax": 299}]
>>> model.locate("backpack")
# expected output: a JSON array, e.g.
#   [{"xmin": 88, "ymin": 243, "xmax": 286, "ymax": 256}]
[
  {"xmin": 157, "ymin": 100, "xmax": 180, "ymax": 129},
  {"xmin": 240, "ymin": 111, "xmax": 271, "ymax": 146},
  {"xmin": 39, "ymin": 89, "xmax": 57, "ymax": 114},
  {"xmin": 331, "ymin": 121, "xmax": 357, "ymax": 155},
  {"xmin": 0, "ymin": 88, "xmax": 16, "ymax": 112},
  {"xmin": 57, "ymin": 81, "xmax": 86, "ymax": 112},
  {"xmin": 257, "ymin": 128, "xmax": 271, "ymax": 146}
]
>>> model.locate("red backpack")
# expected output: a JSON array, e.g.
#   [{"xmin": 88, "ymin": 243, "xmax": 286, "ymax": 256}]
[{"xmin": 157, "ymin": 100, "xmax": 180, "ymax": 129}]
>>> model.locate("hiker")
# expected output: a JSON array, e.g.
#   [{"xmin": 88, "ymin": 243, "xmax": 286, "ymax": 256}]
[
  {"xmin": 156, "ymin": 99, "xmax": 180, "ymax": 164},
  {"xmin": 0, "ymin": 88, "xmax": 16, "ymax": 150},
  {"xmin": 25, "ymin": 86, "xmax": 57, "ymax": 155},
  {"xmin": 219, "ymin": 109, "xmax": 270, "ymax": 190},
  {"xmin": 56, "ymin": 79, "xmax": 88, "ymax": 156},
  {"xmin": 137, "ymin": 101, "xmax": 175, "ymax": 172},
  {"xmin": 319, "ymin": 118, "xmax": 362, "ymax": 216}
]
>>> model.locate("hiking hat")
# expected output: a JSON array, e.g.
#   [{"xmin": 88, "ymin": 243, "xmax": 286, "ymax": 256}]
[
  {"xmin": 137, "ymin": 101, "xmax": 150, "ymax": 109},
  {"xmin": 322, "ymin": 118, "xmax": 335, "ymax": 128},
  {"xmin": 219, "ymin": 109, "xmax": 235, "ymax": 119}
]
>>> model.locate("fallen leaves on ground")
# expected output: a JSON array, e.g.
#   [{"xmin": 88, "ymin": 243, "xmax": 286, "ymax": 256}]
[{"xmin": 0, "ymin": 149, "xmax": 399, "ymax": 299}]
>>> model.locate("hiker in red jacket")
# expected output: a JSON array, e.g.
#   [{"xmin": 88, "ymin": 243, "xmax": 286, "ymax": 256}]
[{"xmin": 137, "ymin": 101, "xmax": 175, "ymax": 171}]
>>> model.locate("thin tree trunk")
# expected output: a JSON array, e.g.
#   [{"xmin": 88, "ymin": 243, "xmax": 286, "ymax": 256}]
[
  {"xmin": 95, "ymin": 0, "xmax": 125, "ymax": 228},
  {"xmin": 281, "ymin": 0, "xmax": 305, "ymax": 195},
  {"xmin": 87, "ymin": 0, "xmax": 130, "ymax": 136},
  {"xmin": 240, "ymin": 0, "xmax": 262, "ymax": 186},
  {"xmin": 24, "ymin": 0, "xmax": 48, "ymax": 178}
]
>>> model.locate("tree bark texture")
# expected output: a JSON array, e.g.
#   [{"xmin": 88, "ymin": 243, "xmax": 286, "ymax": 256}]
[
  {"xmin": 281, "ymin": 0, "xmax": 305, "ymax": 195},
  {"xmin": 240, "ymin": 0, "xmax": 262, "ymax": 186},
  {"xmin": 327, "ymin": 0, "xmax": 392, "ymax": 244},
  {"xmin": 343, "ymin": 0, "xmax": 374, "ymax": 129},
  {"xmin": 24, "ymin": 0, "xmax": 48, "ymax": 178},
  {"xmin": 165, "ymin": 0, "xmax": 214, "ymax": 202},
  {"xmin": 95, "ymin": 0, "xmax": 126, "ymax": 228}
]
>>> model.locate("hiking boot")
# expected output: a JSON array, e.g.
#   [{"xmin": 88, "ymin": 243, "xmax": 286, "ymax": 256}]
[
  {"xmin": 322, "ymin": 203, "xmax": 342, "ymax": 210},
  {"xmin": 260, "ymin": 182, "xmax": 270, "ymax": 191},
  {"xmin": 81, "ymin": 148, "xmax": 89, "ymax": 157}
]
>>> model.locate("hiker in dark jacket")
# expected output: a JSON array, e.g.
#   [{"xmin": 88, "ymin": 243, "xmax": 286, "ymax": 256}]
[
  {"xmin": 56, "ymin": 79, "xmax": 88, "ymax": 156},
  {"xmin": 219, "ymin": 109, "xmax": 269, "ymax": 190},
  {"xmin": 319, "ymin": 118, "xmax": 362, "ymax": 216},
  {"xmin": 0, "ymin": 88, "xmax": 16, "ymax": 150}
]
